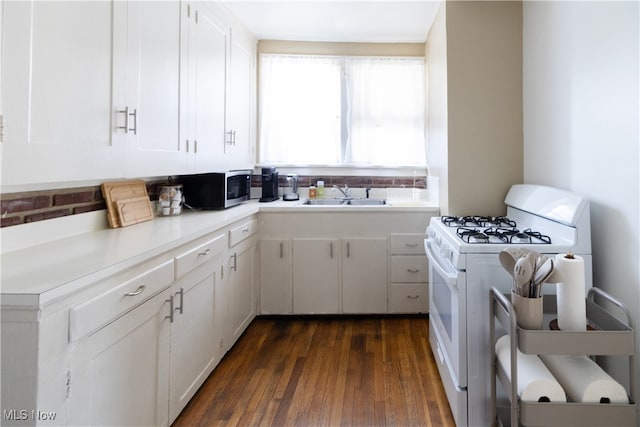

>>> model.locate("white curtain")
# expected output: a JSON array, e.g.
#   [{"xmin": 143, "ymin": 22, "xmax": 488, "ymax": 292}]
[
  {"xmin": 345, "ymin": 57, "xmax": 426, "ymax": 165},
  {"xmin": 259, "ymin": 54, "xmax": 342, "ymax": 165},
  {"xmin": 259, "ymin": 54, "xmax": 426, "ymax": 166}
]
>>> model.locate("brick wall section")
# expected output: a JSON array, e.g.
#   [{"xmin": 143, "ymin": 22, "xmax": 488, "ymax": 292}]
[
  {"xmin": 0, "ymin": 182, "xmax": 164, "ymax": 228},
  {"xmin": 1, "ymin": 175, "xmax": 426, "ymax": 228},
  {"xmin": 251, "ymin": 174, "xmax": 427, "ymax": 189}
]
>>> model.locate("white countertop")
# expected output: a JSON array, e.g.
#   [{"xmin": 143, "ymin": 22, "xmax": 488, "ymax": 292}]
[{"xmin": 0, "ymin": 198, "xmax": 438, "ymax": 307}]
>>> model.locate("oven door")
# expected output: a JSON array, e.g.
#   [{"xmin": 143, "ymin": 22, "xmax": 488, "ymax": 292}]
[{"xmin": 425, "ymin": 238, "xmax": 467, "ymax": 387}]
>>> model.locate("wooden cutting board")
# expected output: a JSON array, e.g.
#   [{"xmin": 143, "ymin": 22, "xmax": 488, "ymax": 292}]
[
  {"xmin": 101, "ymin": 180, "xmax": 153, "ymax": 228},
  {"xmin": 116, "ymin": 196, "xmax": 154, "ymax": 227}
]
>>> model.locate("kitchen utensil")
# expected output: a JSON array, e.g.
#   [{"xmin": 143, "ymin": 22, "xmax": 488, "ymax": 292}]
[
  {"xmin": 514, "ymin": 256, "xmax": 534, "ymax": 296},
  {"xmin": 533, "ymin": 258, "xmax": 554, "ymax": 285},
  {"xmin": 499, "ymin": 250, "xmax": 516, "ymax": 278}
]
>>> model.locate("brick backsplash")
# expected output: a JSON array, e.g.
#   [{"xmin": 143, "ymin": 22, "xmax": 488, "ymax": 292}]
[
  {"xmin": 1, "ymin": 175, "xmax": 426, "ymax": 228},
  {"xmin": 251, "ymin": 174, "xmax": 427, "ymax": 189},
  {"xmin": 1, "ymin": 182, "xmax": 163, "ymax": 228}
]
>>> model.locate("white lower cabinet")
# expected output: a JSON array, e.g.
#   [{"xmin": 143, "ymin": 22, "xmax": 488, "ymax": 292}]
[
  {"xmin": 226, "ymin": 220, "xmax": 258, "ymax": 345},
  {"xmin": 169, "ymin": 233, "xmax": 225, "ymax": 423},
  {"xmin": 258, "ymin": 211, "xmax": 435, "ymax": 315},
  {"xmin": 342, "ymin": 238, "xmax": 388, "ymax": 313},
  {"xmin": 68, "ymin": 288, "xmax": 172, "ymax": 427},
  {"xmin": 389, "ymin": 234, "xmax": 429, "ymax": 313},
  {"xmin": 259, "ymin": 239, "xmax": 292, "ymax": 314},
  {"xmin": 292, "ymin": 238, "xmax": 340, "ymax": 314}
]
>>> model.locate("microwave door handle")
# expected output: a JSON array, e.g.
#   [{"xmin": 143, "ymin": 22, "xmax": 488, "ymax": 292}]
[{"xmin": 425, "ymin": 239, "xmax": 459, "ymax": 289}]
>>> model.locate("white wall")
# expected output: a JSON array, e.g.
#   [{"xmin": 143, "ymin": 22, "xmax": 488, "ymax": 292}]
[
  {"xmin": 427, "ymin": 1, "xmax": 523, "ymax": 216},
  {"xmin": 426, "ymin": 2, "xmax": 449, "ymax": 214},
  {"xmin": 523, "ymin": 0, "xmax": 639, "ymax": 389}
]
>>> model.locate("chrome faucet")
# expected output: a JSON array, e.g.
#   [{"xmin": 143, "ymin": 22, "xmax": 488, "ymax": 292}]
[{"xmin": 333, "ymin": 184, "xmax": 352, "ymax": 199}]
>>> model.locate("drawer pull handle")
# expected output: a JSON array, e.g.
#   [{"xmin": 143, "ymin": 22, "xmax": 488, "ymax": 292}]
[
  {"xmin": 125, "ymin": 285, "xmax": 146, "ymax": 296},
  {"xmin": 242, "ymin": 227, "xmax": 250, "ymax": 233},
  {"xmin": 165, "ymin": 295, "xmax": 174, "ymax": 323},
  {"xmin": 280, "ymin": 242, "xmax": 284, "ymax": 258},
  {"xmin": 407, "ymin": 295, "xmax": 420, "ymax": 300},
  {"xmin": 407, "ymin": 268, "xmax": 420, "ymax": 273},
  {"xmin": 198, "ymin": 248, "xmax": 211, "ymax": 257},
  {"xmin": 406, "ymin": 243, "xmax": 419, "ymax": 248},
  {"xmin": 175, "ymin": 288, "xmax": 184, "ymax": 314}
]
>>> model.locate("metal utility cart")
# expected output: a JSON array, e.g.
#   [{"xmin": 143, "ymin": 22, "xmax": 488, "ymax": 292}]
[{"xmin": 490, "ymin": 287, "xmax": 637, "ymax": 427}]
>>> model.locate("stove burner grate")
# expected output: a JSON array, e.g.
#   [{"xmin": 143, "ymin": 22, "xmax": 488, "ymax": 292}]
[
  {"xmin": 455, "ymin": 226, "xmax": 552, "ymax": 244},
  {"xmin": 442, "ymin": 215, "xmax": 516, "ymax": 228}
]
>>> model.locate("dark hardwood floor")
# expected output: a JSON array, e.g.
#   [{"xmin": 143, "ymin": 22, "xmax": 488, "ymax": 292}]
[{"xmin": 172, "ymin": 316, "xmax": 455, "ymax": 427}]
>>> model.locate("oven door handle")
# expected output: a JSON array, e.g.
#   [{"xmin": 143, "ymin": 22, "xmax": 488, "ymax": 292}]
[{"xmin": 425, "ymin": 239, "xmax": 459, "ymax": 289}]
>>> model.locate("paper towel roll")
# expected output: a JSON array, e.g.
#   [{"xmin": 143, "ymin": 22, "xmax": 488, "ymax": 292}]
[
  {"xmin": 541, "ymin": 355, "xmax": 629, "ymax": 404},
  {"xmin": 555, "ymin": 253, "xmax": 587, "ymax": 331},
  {"xmin": 495, "ymin": 335, "xmax": 566, "ymax": 402}
]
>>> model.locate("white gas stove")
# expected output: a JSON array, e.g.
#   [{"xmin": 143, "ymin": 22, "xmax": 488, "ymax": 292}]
[{"xmin": 425, "ymin": 184, "xmax": 593, "ymax": 427}]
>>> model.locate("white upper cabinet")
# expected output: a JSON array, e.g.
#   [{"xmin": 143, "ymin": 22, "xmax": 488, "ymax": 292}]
[
  {"xmin": 183, "ymin": 2, "xmax": 257, "ymax": 173},
  {"xmin": 226, "ymin": 28, "xmax": 257, "ymax": 170},
  {"xmin": 1, "ymin": 1, "xmax": 127, "ymax": 186},
  {"xmin": 124, "ymin": 1, "xmax": 186, "ymax": 177},
  {"xmin": 184, "ymin": 3, "xmax": 229, "ymax": 173},
  {"xmin": 1, "ymin": 1, "xmax": 256, "ymax": 188}
]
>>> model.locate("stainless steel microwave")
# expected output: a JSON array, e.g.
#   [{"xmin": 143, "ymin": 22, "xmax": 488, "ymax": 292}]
[{"xmin": 180, "ymin": 170, "xmax": 252, "ymax": 209}]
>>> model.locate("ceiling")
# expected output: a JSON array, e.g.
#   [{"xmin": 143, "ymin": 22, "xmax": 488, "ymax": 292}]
[{"xmin": 219, "ymin": 1, "xmax": 442, "ymax": 43}]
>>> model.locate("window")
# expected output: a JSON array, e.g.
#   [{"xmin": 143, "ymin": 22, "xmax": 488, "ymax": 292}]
[{"xmin": 259, "ymin": 54, "xmax": 426, "ymax": 167}]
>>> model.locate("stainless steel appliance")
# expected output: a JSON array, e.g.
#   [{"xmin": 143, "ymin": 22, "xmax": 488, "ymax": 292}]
[
  {"xmin": 283, "ymin": 174, "xmax": 299, "ymax": 201},
  {"xmin": 424, "ymin": 184, "xmax": 593, "ymax": 427},
  {"xmin": 259, "ymin": 167, "xmax": 279, "ymax": 202},
  {"xmin": 180, "ymin": 170, "xmax": 252, "ymax": 209}
]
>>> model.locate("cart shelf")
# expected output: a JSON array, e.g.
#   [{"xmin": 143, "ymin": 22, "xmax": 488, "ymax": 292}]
[{"xmin": 490, "ymin": 287, "xmax": 637, "ymax": 427}]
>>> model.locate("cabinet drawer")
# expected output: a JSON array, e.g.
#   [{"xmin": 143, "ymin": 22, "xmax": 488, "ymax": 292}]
[
  {"xmin": 390, "ymin": 256, "xmax": 429, "ymax": 282},
  {"xmin": 390, "ymin": 234, "xmax": 426, "ymax": 255},
  {"xmin": 229, "ymin": 219, "xmax": 258, "ymax": 247},
  {"xmin": 69, "ymin": 259, "xmax": 174, "ymax": 342},
  {"xmin": 389, "ymin": 284, "xmax": 428, "ymax": 313},
  {"xmin": 175, "ymin": 233, "xmax": 226, "ymax": 279}
]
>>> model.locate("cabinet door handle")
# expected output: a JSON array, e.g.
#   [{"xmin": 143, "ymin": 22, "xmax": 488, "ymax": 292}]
[
  {"xmin": 165, "ymin": 295, "xmax": 175, "ymax": 323},
  {"xmin": 128, "ymin": 108, "xmax": 138, "ymax": 135},
  {"xmin": 330, "ymin": 242, "xmax": 334, "ymax": 259},
  {"xmin": 198, "ymin": 248, "xmax": 211, "ymax": 257},
  {"xmin": 407, "ymin": 268, "xmax": 420, "ymax": 273},
  {"xmin": 280, "ymin": 242, "xmax": 284, "ymax": 258},
  {"xmin": 124, "ymin": 284, "xmax": 146, "ymax": 296},
  {"xmin": 117, "ymin": 106, "xmax": 129, "ymax": 133},
  {"xmin": 194, "ymin": 140, "xmax": 198, "ymax": 154},
  {"xmin": 175, "ymin": 288, "xmax": 184, "ymax": 314},
  {"xmin": 231, "ymin": 253, "xmax": 237, "ymax": 271},
  {"xmin": 346, "ymin": 242, "xmax": 350, "ymax": 258}
]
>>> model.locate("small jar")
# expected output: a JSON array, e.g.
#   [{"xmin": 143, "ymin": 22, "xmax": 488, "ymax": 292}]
[{"xmin": 308, "ymin": 185, "xmax": 317, "ymax": 199}]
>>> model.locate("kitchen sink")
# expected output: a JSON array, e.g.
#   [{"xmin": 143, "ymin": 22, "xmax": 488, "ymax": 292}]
[{"xmin": 301, "ymin": 198, "xmax": 387, "ymax": 206}]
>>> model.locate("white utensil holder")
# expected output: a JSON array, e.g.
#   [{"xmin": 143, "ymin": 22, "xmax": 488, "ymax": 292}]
[{"xmin": 512, "ymin": 291, "xmax": 543, "ymax": 330}]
